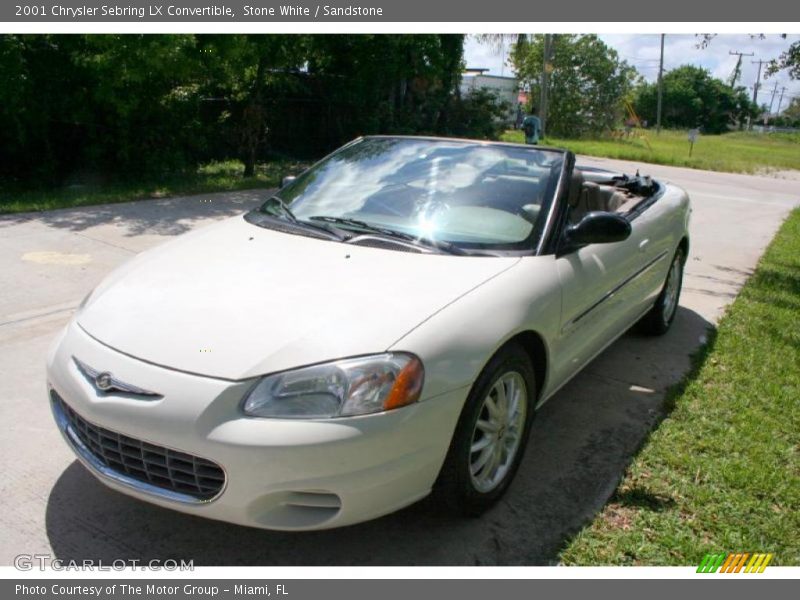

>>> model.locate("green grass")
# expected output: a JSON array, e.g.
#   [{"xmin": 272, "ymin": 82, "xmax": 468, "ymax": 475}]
[
  {"xmin": 560, "ymin": 208, "xmax": 800, "ymax": 566},
  {"xmin": 500, "ymin": 129, "xmax": 800, "ymax": 174},
  {"xmin": 0, "ymin": 159, "xmax": 309, "ymax": 215}
]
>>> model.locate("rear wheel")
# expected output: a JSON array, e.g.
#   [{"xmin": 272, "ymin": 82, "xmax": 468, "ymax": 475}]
[
  {"xmin": 639, "ymin": 246, "xmax": 685, "ymax": 335},
  {"xmin": 435, "ymin": 343, "xmax": 536, "ymax": 515}
]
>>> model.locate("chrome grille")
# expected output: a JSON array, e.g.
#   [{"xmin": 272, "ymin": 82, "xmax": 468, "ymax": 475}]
[{"xmin": 51, "ymin": 390, "xmax": 225, "ymax": 501}]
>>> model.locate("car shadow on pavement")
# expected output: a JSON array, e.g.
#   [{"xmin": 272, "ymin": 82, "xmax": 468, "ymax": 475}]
[
  {"xmin": 45, "ymin": 306, "xmax": 713, "ymax": 566},
  {"xmin": 0, "ymin": 190, "xmax": 268, "ymax": 238}
]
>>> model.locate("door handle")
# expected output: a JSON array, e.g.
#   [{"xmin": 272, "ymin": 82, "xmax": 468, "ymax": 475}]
[{"xmin": 638, "ymin": 239, "xmax": 650, "ymax": 252}]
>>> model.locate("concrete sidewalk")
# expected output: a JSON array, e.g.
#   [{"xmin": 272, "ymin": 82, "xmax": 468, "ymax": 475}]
[{"xmin": 0, "ymin": 161, "xmax": 797, "ymax": 565}]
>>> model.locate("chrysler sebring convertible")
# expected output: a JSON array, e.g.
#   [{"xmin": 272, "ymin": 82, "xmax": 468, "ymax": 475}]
[{"xmin": 47, "ymin": 136, "xmax": 690, "ymax": 530}]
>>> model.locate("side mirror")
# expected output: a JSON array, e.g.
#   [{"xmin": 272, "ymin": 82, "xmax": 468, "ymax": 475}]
[
  {"xmin": 563, "ymin": 211, "xmax": 631, "ymax": 248},
  {"xmin": 281, "ymin": 175, "xmax": 297, "ymax": 188}
]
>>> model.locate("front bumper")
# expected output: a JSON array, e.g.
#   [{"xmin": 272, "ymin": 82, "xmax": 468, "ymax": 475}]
[{"xmin": 46, "ymin": 322, "xmax": 466, "ymax": 530}]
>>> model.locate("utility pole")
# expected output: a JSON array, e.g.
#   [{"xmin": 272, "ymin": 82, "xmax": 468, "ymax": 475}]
[
  {"xmin": 656, "ymin": 34, "xmax": 665, "ymax": 134},
  {"xmin": 776, "ymin": 86, "xmax": 787, "ymax": 115},
  {"xmin": 500, "ymin": 38, "xmax": 506, "ymax": 77},
  {"xmin": 749, "ymin": 59, "xmax": 768, "ymax": 130},
  {"xmin": 728, "ymin": 50, "xmax": 753, "ymax": 88},
  {"xmin": 539, "ymin": 34, "xmax": 553, "ymax": 139},
  {"xmin": 768, "ymin": 80, "xmax": 780, "ymax": 115},
  {"xmin": 751, "ymin": 59, "xmax": 767, "ymax": 105}
]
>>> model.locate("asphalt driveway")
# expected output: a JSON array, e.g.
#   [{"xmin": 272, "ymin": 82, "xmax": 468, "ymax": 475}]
[{"xmin": 1, "ymin": 158, "xmax": 797, "ymax": 565}]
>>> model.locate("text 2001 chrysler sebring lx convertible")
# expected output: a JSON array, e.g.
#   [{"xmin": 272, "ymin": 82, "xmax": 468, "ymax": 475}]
[{"xmin": 47, "ymin": 136, "xmax": 690, "ymax": 530}]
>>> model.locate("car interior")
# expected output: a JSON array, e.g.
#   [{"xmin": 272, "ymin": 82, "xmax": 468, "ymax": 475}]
[
  {"xmin": 361, "ymin": 166, "xmax": 649, "ymax": 231},
  {"xmin": 567, "ymin": 168, "xmax": 651, "ymax": 224}
]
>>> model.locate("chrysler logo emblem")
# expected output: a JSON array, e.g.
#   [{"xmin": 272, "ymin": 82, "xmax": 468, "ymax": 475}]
[
  {"xmin": 95, "ymin": 372, "xmax": 114, "ymax": 391},
  {"xmin": 73, "ymin": 357, "xmax": 162, "ymax": 399}
]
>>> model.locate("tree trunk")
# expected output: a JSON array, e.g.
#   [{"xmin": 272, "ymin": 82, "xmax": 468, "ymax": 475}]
[
  {"xmin": 241, "ymin": 54, "xmax": 267, "ymax": 178},
  {"xmin": 243, "ymin": 147, "xmax": 256, "ymax": 177}
]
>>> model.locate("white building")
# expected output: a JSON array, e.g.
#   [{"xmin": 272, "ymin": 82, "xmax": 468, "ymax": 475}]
[{"xmin": 459, "ymin": 69, "xmax": 522, "ymax": 125}]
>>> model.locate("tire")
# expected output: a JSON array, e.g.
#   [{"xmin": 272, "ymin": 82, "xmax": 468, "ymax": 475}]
[
  {"xmin": 639, "ymin": 246, "xmax": 685, "ymax": 336},
  {"xmin": 434, "ymin": 342, "xmax": 537, "ymax": 516}
]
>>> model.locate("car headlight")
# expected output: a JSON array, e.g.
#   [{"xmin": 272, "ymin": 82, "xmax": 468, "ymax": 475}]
[{"xmin": 242, "ymin": 353, "xmax": 424, "ymax": 419}]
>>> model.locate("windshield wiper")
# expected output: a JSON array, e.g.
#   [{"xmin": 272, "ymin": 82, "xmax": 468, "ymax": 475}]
[
  {"xmin": 261, "ymin": 195, "xmax": 299, "ymax": 222},
  {"xmin": 309, "ymin": 216, "xmax": 388, "ymax": 235},
  {"xmin": 254, "ymin": 197, "xmax": 350, "ymax": 240},
  {"xmin": 308, "ymin": 216, "xmax": 468, "ymax": 256}
]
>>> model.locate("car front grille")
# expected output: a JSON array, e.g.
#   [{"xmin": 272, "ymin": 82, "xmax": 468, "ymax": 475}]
[{"xmin": 51, "ymin": 390, "xmax": 225, "ymax": 501}]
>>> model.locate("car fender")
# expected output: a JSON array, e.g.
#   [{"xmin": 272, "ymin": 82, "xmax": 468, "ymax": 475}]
[{"xmin": 389, "ymin": 255, "xmax": 562, "ymax": 404}]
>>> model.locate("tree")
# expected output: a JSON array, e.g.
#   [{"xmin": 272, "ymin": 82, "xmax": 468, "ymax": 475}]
[
  {"xmin": 766, "ymin": 37, "xmax": 800, "ymax": 80},
  {"xmin": 198, "ymin": 34, "xmax": 466, "ymax": 168},
  {"xmin": 510, "ymin": 34, "xmax": 637, "ymax": 137},
  {"xmin": 78, "ymin": 35, "xmax": 206, "ymax": 174},
  {"xmin": 0, "ymin": 35, "xmax": 98, "ymax": 182},
  {"xmin": 196, "ymin": 35, "xmax": 311, "ymax": 176},
  {"xmin": 634, "ymin": 65, "xmax": 759, "ymax": 133},
  {"xmin": 304, "ymin": 35, "xmax": 465, "ymax": 135},
  {"xmin": 774, "ymin": 96, "xmax": 800, "ymax": 127},
  {"xmin": 444, "ymin": 88, "xmax": 510, "ymax": 139},
  {"xmin": 696, "ymin": 34, "xmax": 799, "ymax": 82},
  {"xmin": 0, "ymin": 34, "xmax": 210, "ymax": 181},
  {"xmin": 1, "ymin": 34, "xmax": 497, "ymax": 188}
]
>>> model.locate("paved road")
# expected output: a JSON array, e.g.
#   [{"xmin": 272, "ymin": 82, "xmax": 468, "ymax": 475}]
[{"xmin": 1, "ymin": 160, "xmax": 797, "ymax": 566}]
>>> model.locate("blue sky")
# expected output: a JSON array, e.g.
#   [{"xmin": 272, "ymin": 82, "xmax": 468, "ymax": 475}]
[{"xmin": 464, "ymin": 34, "xmax": 800, "ymax": 112}]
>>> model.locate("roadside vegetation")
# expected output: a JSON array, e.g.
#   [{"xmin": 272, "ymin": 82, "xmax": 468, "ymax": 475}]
[
  {"xmin": 501, "ymin": 129, "xmax": 800, "ymax": 174},
  {"xmin": 2, "ymin": 34, "xmax": 798, "ymax": 210},
  {"xmin": 1, "ymin": 35, "xmax": 503, "ymax": 190},
  {"xmin": 560, "ymin": 208, "xmax": 800, "ymax": 565},
  {"xmin": 1, "ymin": 34, "xmax": 509, "ymax": 215},
  {"xmin": 0, "ymin": 160, "xmax": 309, "ymax": 215},
  {"xmin": 502, "ymin": 34, "xmax": 799, "ymax": 174}
]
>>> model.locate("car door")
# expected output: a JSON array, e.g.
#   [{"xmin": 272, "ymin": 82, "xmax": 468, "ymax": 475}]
[
  {"xmin": 622, "ymin": 195, "xmax": 679, "ymax": 318},
  {"xmin": 547, "ymin": 169, "xmax": 663, "ymax": 392}
]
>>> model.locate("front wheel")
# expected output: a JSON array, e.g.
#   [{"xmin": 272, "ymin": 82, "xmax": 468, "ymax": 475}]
[
  {"xmin": 434, "ymin": 343, "xmax": 536, "ymax": 516},
  {"xmin": 639, "ymin": 246, "xmax": 685, "ymax": 335}
]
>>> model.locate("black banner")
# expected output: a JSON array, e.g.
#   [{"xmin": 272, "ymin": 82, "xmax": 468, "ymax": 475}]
[
  {"xmin": 5, "ymin": 579, "xmax": 798, "ymax": 600},
  {"xmin": 3, "ymin": 0, "xmax": 798, "ymax": 22}
]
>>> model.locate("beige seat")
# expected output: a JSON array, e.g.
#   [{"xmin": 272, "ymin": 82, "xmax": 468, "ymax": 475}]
[
  {"xmin": 611, "ymin": 194, "xmax": 641, "ymax": 214},
  {"xmin": 581, "ymin": 181, "xmax": 604, "ymax": 211},
  {"xmin": 569, "ymin": 173, "xmax": 608, "ymax": 222},
  {"xmin": 570, "ymin": 170, "xmax": 643, "ymax": 222}
]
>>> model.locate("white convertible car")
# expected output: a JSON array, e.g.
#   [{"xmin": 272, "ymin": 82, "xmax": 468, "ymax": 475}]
[{"xmin": 47, "ymin": 136, "xmax": 690, "ymax": 530}]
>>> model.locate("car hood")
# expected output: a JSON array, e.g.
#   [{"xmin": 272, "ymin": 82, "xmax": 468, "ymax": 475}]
[{"xmin": 78, "ymin": 216, "xmax": 520, "ymax": 380}]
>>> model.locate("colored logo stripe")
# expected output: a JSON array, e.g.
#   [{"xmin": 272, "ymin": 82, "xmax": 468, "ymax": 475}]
[
  {"xmin": 746, "ymin": 553, "xmax": 773, "ymax": 573},
  {"xmin": 697, "ymin": 554, "xmax": 726, "ymax": 573},
  {"xmin": 697, "ymin": 553, "xmax": 773, "ymax": 573},
  {"xmin": 722, "ymin": 553, "xmax": 749, "ymax": 573}
]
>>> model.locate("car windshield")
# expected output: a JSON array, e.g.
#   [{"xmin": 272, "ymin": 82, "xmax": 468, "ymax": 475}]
[{"xmin": 257, "ymin": 137, "xmax": 564, "ymax": 252}]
